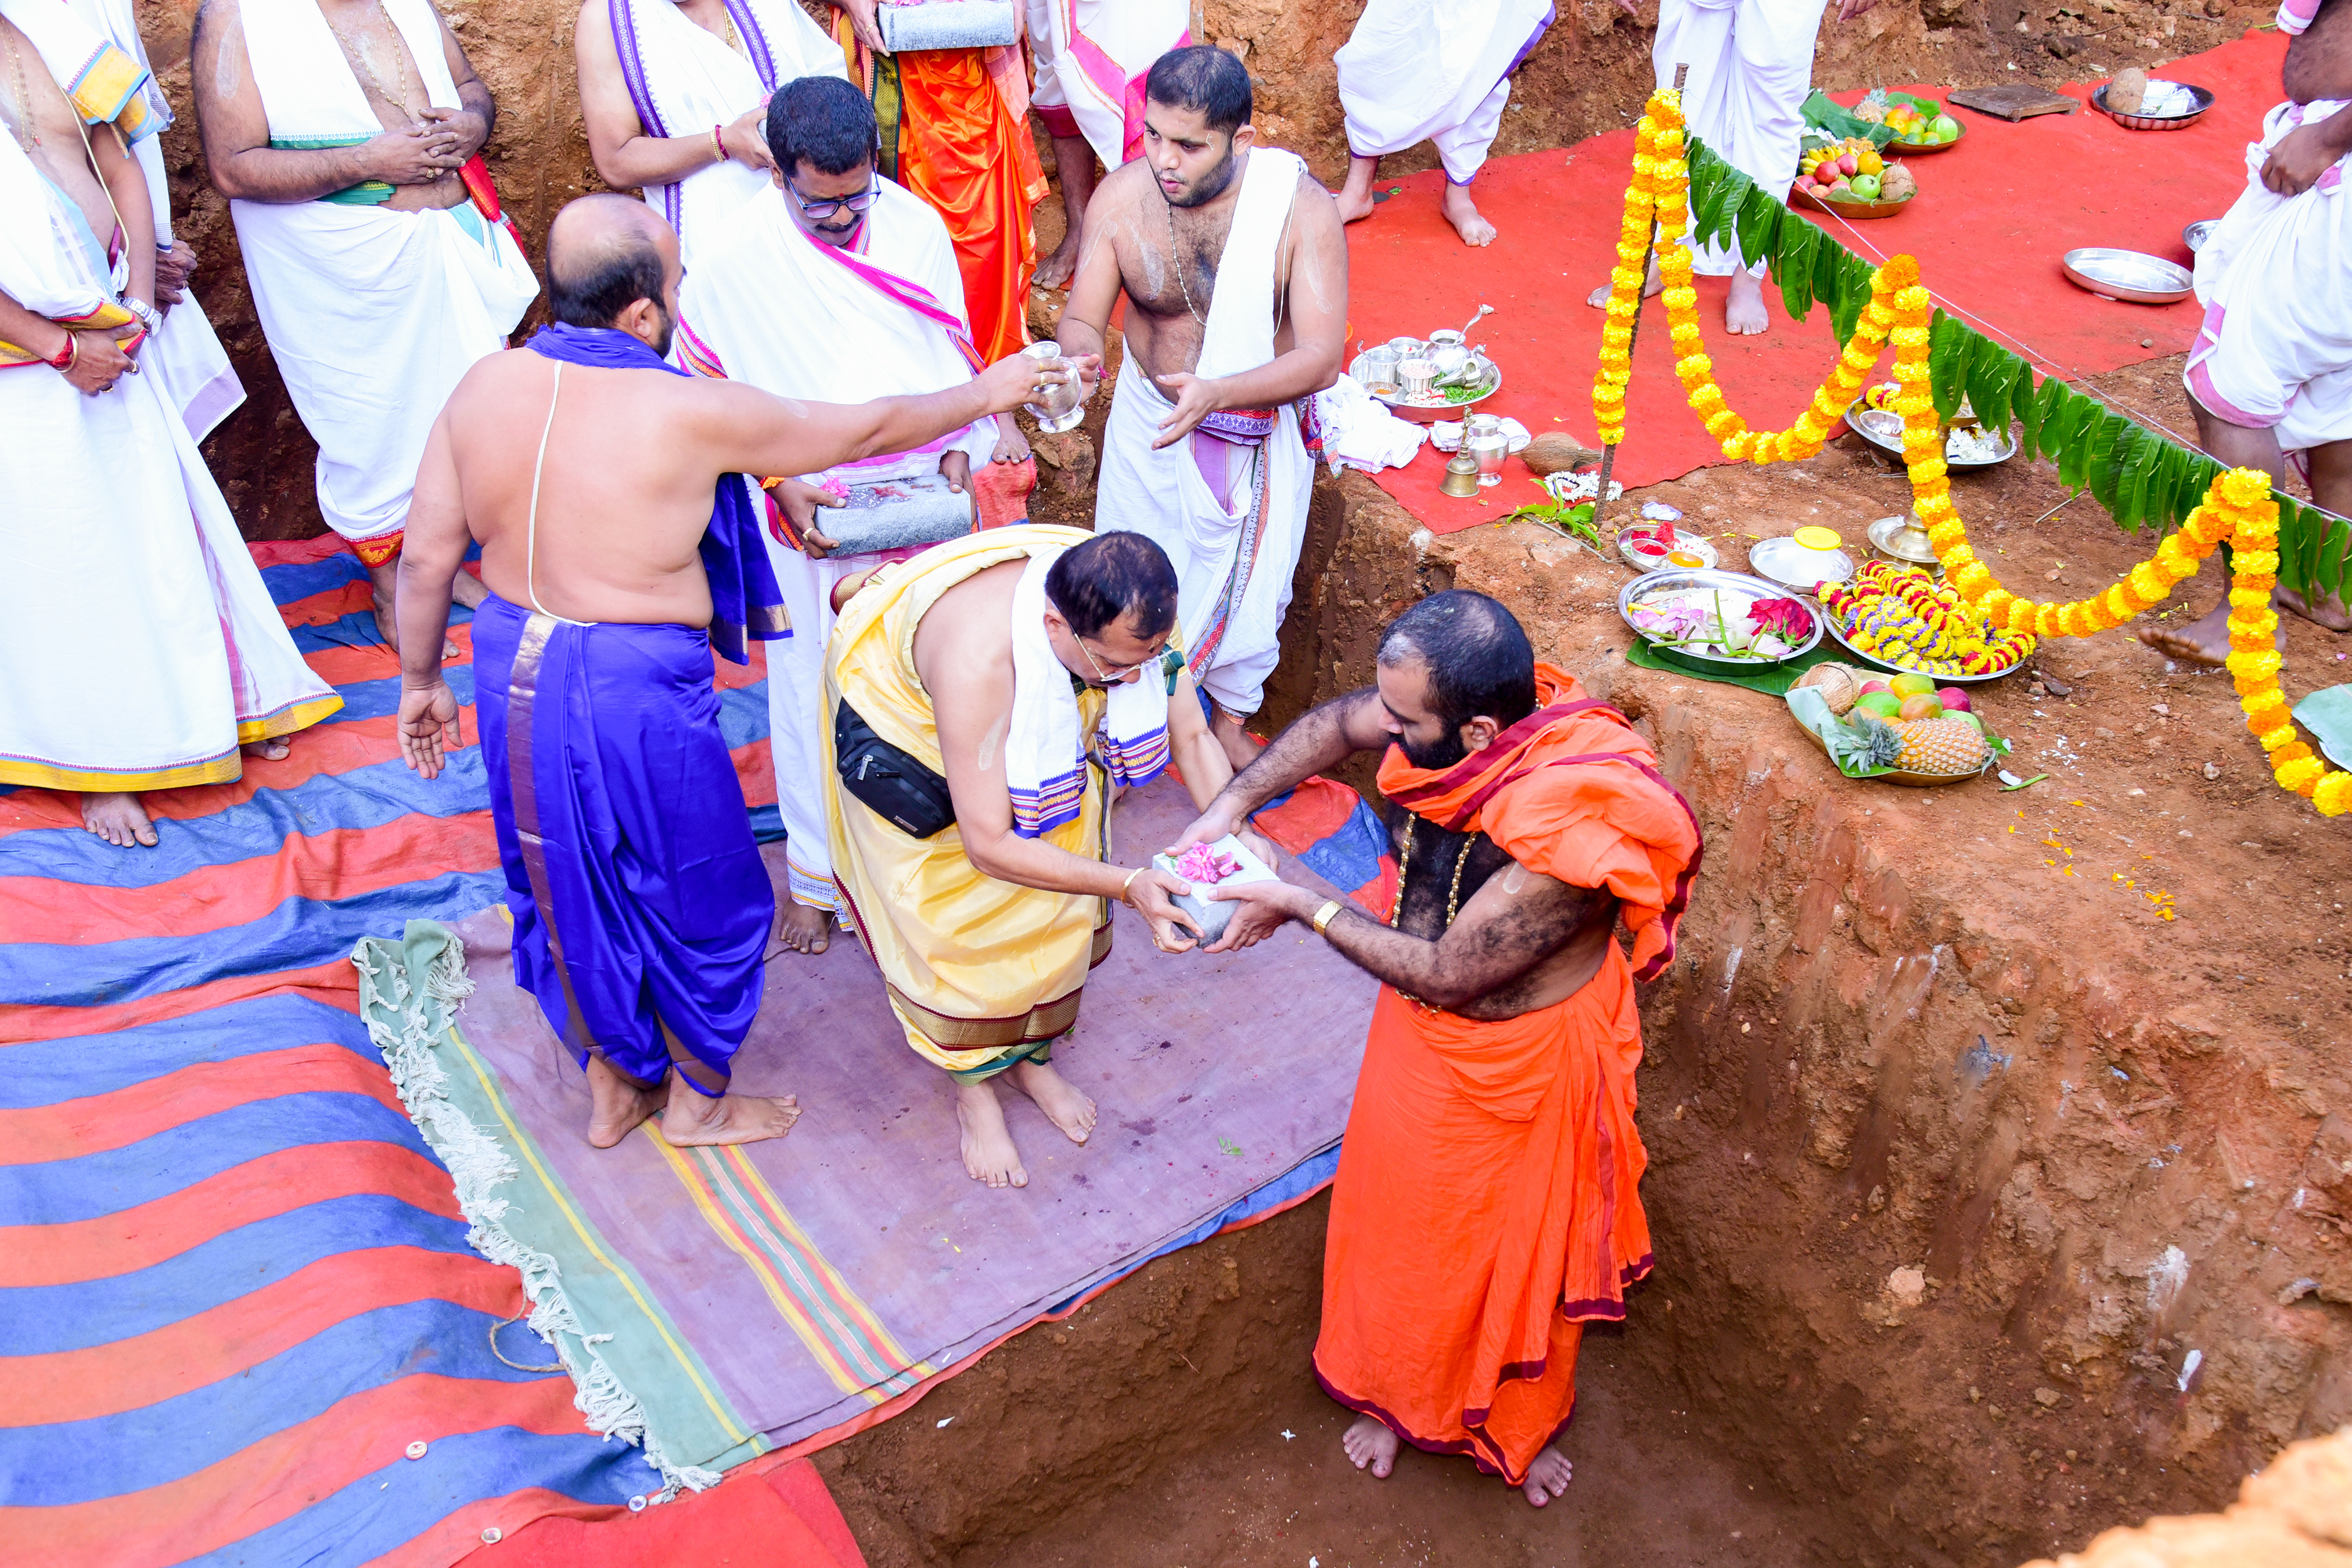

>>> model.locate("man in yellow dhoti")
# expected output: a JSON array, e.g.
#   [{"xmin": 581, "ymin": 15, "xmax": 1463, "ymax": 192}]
[{"xmin": 823, "ymin": 524, "xmax": 1249, "ymax": 1188}]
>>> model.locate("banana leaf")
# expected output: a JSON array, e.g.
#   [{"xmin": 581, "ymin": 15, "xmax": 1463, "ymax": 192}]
[
  {"xmin": 2012, "ymin": 365, "xmax": 2045, "ymax": 460},
  {"xmin": 1776, "ymin": 219, "xmax": 1819, "ymax": 321},
  {"xmin": 2090, "ymin": 418, "xmax": 2144, "ymax": 520},
  {"xmin": 1815, "ymin": 229, "xmax": 1852, "ymax": 336},
  {"xmin": 1929, "ymin": 313, "xmax": 1970, "ymax": 422},
  {"xmin": 2279, "ymin": 498, "xmax": 2311, "ymax": 596},
  {"xmin": 1735, "ymin": 185, "xmax": 1783, "ymax": 274},
  {"xmin": 2320, "ymin": 518, "xmax": 2351, "ymax": 603},
  {"xmin": 1801, "ymin": 89, "xmax": 1898, "ymax": 149},
  {"xmin": 1965, "ymin": 338, "xmax": 2020, "ymax": 437},
  {"xmin": 1692, "ymin": 159, "xmax": 1735, "ymax": 251}
]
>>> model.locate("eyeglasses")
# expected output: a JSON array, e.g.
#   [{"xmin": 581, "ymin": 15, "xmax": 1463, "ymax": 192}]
[
  {"xmin": 1074, "ymin": 635, "xmax": 1168, "ymax": 684},
  {"xmin": 785, "ymin": 175, "xmax": 881, "ymax": 221}
]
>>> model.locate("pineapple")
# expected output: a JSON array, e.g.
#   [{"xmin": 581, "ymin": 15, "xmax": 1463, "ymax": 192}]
[
  {"xmin": 1850, "ymin": 715, "xmax": 1905, "ymax": 769},
  {"xmin": 1890, "ymin": 715, "xmax": 1990, "ymax": 774}
]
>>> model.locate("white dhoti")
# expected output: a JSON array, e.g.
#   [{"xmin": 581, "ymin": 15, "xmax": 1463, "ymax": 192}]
[
  {"xmin": 1026, "ymin": 0, "xmax": 1191, "ymax": 169},
  {"xmin": 1654, "ymin": 0, "xmax": 1819, "ymax": 276},
  {"xmin": 0, "ymin": 135, "xmax": 338, "ymax": 794},
  {"xmin": 232, "ymin": 0, "xmax": 538, "ymax": 553},
  {"xmin": 2185, "ymin": 99, "xmax": 2352, "ymax": 463},
  {"xmin": 604, "ymin": 0, "xmax": 844, "ymax": 267},
  {"xmin": 677, "ymin": 184, "xmax": 997, "ymax": 910},
  {"xmin": 1095, "ymin": 148, "xmax": 1313, "ymax": 721},
  {"xmin": 1336, "ymin": 0, "xmax": 1555, "ymax": 184}
]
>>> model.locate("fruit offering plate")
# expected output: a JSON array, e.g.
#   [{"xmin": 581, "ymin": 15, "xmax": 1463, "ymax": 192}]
[
  {"xmin": 1790, "ymin": 185, "xmax": 1913, "ymax": 220},
  {"xmin": 1618, "ymin": 568, "xmax": 1823, "ymax": 669},
  {"xmin": 1785, "ymin": 671, "xmax": 2008, "ymax": 787},
  {"xmin": 1843, "ymin": 398, "xmax": 2017, "ymax": 469},
  {"xmin": 1792, "ymin": 709, "xmax": 2000, "ymax": 786}
]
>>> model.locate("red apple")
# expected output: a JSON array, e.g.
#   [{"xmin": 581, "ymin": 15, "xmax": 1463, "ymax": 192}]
[
  {"xmin": 1860, "ymin": 679, "xmax": 1891, "ymax": 696},
  {"xmin": 1939, "ymin": 688, "xmax": 1972, "ymax": 712},
  {"xmin": 1837, "ymin": 152, "xmax": 1858, "ymax": 176}
]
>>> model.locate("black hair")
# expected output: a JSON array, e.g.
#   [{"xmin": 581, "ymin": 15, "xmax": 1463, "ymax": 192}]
[
  {"xmin": 1046, "ymin": 531, "xmax": 1180, "ymax": 643},
  {"xmin": 1143, "ymin": 45, "xmax": 1252, "ymax": 136},
  {"xmin": 547, "ymin": 222, "xmax": 666, "ymax": 329},
  {"xmin": 766, "ymin": 74, "xmax": 879, "ymax": 177},
  {"xmin": 1377, "ymin": 591, "xmax": 1538, "ymax": 733}
]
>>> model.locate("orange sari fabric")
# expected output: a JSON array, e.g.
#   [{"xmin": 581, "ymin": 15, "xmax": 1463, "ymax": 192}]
[
  {"xmin": 1312, "ymin": 665, "xmax": 1701, "ymax": 1484},
  {"xmin": 891, "ymin": 48, "xmax": 1045, "ymax": 362}
]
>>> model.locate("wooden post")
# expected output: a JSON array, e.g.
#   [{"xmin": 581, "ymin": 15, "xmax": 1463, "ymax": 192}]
[{"xmin": 1594, "ymin": 62, "xmax": 1688, "ymax": 537}]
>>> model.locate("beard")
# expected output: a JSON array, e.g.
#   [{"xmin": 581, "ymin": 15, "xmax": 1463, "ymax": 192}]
[
  {"xmin": 647, "ymin": 305, "xmax": 675, "ymax": 360},
  {"xmin": 1167, "ymin": 146, "xmax": 1241, "ymax": 208},
  {"xmin": 1397, "ymin": 728, "xmax": 1469, "ymax": 771}
]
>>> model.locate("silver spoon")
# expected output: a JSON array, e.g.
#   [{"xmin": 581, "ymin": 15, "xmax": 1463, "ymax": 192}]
[{"xmin": 1458, "ymin": 303, "xmax": 1494, "ymax": 341}]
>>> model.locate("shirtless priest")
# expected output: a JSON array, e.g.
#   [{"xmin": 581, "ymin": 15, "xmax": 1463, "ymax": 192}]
[
  {"xmin": 1173, "ymin": 591, "xmax": 1702, "ymax": 1506},
  {"xmin": 1055, "ymin": 45, "xmax": 1347, "ymax": 772},
  {"xmin": 393, "ymin": 195, "xmax": 1044, "ymax": 1150}
]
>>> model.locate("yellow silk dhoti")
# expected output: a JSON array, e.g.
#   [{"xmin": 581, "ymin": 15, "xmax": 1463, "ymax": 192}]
[{"xmin": 823, "ymin": 526, "xmax": 1113, "ymax": 1079}]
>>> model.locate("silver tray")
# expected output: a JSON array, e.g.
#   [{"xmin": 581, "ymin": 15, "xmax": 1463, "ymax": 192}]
[
  {"xmin": 1820, "ymin": 607, "xmax": 2019, "ymax": 685},
  {"xmin": 1843, "ymin": 398, "xmax": 2018, "ymax": 469},
  {"xmin": 1618, "ymin": 567, "xmax": 1823, "ymax": 669},
  {"xmin": 2090, "ymin": 81, "xmax": 2213, "ymax": 132},
  {"xmin": 1347, "ymin": 350, "xmax": 1501, "ymax": 424},
  {"xmin": 2062, "ymin": 247, "xmax": 2193, "ymax": 305},
  {"xmin": 2182, "ymin": 219, "xmax": 2217, "ymax": 253}
]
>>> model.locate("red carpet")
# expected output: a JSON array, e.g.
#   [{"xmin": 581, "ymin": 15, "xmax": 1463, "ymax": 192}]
[{"xmin": 1344, "ymin": 30, "xmax": 2289, "ymax": 532}]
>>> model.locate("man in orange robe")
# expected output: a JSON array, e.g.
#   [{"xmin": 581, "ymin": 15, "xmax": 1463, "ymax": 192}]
[
  {"xmin": 826, "ymin": 0, "xmax": 1047, "ymax": 361},
  {"xmin": 1173, "ymin": 590, "xmax": 1702, "ymax": 1505}
]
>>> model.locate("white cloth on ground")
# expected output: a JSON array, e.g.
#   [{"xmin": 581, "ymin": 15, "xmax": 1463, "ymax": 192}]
[
  {"xmin": 2185, "ymin": 98, "xmax": 2352, "ymax": 460},
  {"xmin": 1654, "ymin": 0, "xmax": 1819, "ymax": 278},
  {"xmin": 1335, "ymin": 0, "xmax": 1554, "ymax": 184},
  {"xmin": 604, "ymin": 0, "xmax": 843, "ymax": 268},
  {"xmin": 1025, "ymin": 0, "xmax": 1191, "ymax": 169},
  {"xmin": 230, "ymin": 0, "xmax": 537, "ymax": 548},
  {"xmin": 676, "ymin": 182, "xmax": 997, "ymax": 908},
  {"xmin": 1428, "ymin": 413, "xmax": 1530, "ymax": 453},
  {"xmin": 1315, "ymin": 371, "xmax": 1428, "ymax": 472},
  {"xmin": 0, "ymin": 133, "xmax": 335, "ymax": 791},
  {"xmin": 1094, "ymin": 146, "xmax": 1313, "ymax": 720},
  {"xmin": 67, "ymin": 0, "xmax": 245, "ymax": 437},
  {"xmin": 1005, "ymin": 546, "xmax": 1171, "ymax": 838}
]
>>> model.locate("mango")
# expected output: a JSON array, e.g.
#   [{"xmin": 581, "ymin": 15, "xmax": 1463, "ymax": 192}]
[
  {"xmin": 1890, "ymin": 672, "xmax": 1938, "ymax": 698},
  {"xmin": 1898, "ymin": 693, "xmax": 1944, "ymax": 722},
  {"xmin": 1854, "ymin": 691, "xmax": 1904, "ymax": 720}
]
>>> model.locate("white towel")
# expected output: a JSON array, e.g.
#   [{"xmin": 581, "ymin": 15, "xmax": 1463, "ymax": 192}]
[
  {"xmin": 1315, "ymin": 373, "xmax": 1428, "ymax": 473},
  {"xmin": 1006, "ymin": 546, "xmax": 1171, "ymax": 837}
]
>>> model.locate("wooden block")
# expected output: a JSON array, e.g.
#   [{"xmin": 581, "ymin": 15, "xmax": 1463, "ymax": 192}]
[{"xmin": 1948, "ymin": 84, "xmax": 2080, "ymax": 121}]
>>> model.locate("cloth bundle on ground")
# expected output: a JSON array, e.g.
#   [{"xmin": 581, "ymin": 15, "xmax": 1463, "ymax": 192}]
[
  {"xmin": 1096, "ymin": 146, "xmax": 1315, "ymax": 721},
  {"xmin": 1026, "ymin": 0, "xmax": 1191, "ymax": 170},
  {"xmin": 825, "ymin": 525, "xmax": 1159, "ymax": 1079},
  {"xmin": 1336, "ymin": 0, "xmax": 1556, "ymax": 184},
  {"xmin": 229, "ymin": 0, "xmax": 538, "ymax": 561},
  {"xmin": 1314, "ymin": 372, "xmax": 1429, "ymax": 474},
  {"xmin": 2186, "ymin": 92, "xmax": 2352, "ymax": 467},
  {"xmin": 603, "ymin": 0, "xmax": 844, "ymax": 266},
  {"xmin": 1314, "ymin": 667, "xmax": 1702, "ymax": 1486},
  {"xmin": 0, "ymin": 83, "xmax": 339, "ymax": 793},
  {"xmin": 679, "ymin": 178, "xmax": 1002, "ymax": 912},
  {"xmin": 1652, "ymin": 0, "xmax": 1820, "ymax": 277}
]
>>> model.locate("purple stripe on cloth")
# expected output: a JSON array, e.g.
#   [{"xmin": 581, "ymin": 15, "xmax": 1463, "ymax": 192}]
[
  {"xmin": 471, "ymin": 591, "xmax": 775, "ymax": 1089},
  {"xmin": 1506, "ymin": 5, "xmax": 1557, "ymax": 77}
]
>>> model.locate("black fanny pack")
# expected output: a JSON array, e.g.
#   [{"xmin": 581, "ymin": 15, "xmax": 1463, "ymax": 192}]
[{"xmin": 835, "ymin": 699, "xmax": 957, "ymax": 839}]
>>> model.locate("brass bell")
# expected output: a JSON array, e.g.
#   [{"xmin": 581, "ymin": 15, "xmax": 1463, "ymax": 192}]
[{"xmin": 1438, "ymin": 447, "xmax": 1483, "ymax": 498}]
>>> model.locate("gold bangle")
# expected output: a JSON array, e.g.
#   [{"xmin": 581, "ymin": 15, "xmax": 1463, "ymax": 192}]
[
  {"xmin": 1120, "ymin": 868, "xmax": 1143, "ymax": 907},
  {"xmin": 1310, "ymin": 899, "xmax": 1343, "ymax": 936}
]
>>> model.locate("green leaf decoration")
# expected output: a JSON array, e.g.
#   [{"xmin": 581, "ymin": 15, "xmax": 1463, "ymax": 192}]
[
  {"xmin": 1735, "ymin": 186, "xmax": 1783, "ymax": 274},
  {"xmin": 1929, "ymin": 312, "xmax": 1969, "ymax": 422},
  {"xmin": 2004, "ymin": 357, "xmax": 2038, "ymax": 451},
  {"xmin": 1776, "ymin": 220, "xmax": 1818, "ymax": 321},
  {"xmin": 2012, "ymin": 366, "xmax": 2045, "ymax": 461},
  {"xmin": 2319, "ymin": 517, "xmax": 2351, "ymax": 603},
  {"xmin": 1814, "ymin": 230, "xmax": 1849, "ymax": 336},
  {"xmin": 2089, "ymin": 415, "xmax": 2139, "ymax": 517},
  {"xmin": 2276, "ymin": 497, "xmax": 2310, "ymax": 596},
  {"xmin": 1965, "ymin": 340, "xmax": 2019, "ymax": 437},
  {"xmin": 2147, "ymin": 443, "xmax": 2189, "ymax": 535}
]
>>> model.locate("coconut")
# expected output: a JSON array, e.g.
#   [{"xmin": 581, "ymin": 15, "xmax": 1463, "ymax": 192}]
[
  {"xmin": 1793, "ymin": 661, "xmax": 1866, "ymax": 715},
  {"xmin": 1878, "ymin": 163, "xmax": 1916, "ymax": 203},
  {"xmin": 1522, "ymin": 433, "xmax": 1603, "ymax": 476},
  {"xmin": 2109, "ymin": 67, "xmax": 2149, "ymax": 113}
]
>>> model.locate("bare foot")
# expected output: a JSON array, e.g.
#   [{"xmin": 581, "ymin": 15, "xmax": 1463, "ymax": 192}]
[
  {"xmin": 661, "ymin": 1085, "xmax": 801, "ymax": 1147},
  {"xmin": 1210, "ymin": 709, "xmax": 1262, "ymax": 773},
  {"xmin": 992, "ymin": 420, "xmax": 1033, "ymax": 465},
  {"xmin": 955, "ymin": 1077, "xmax": 1028, "ymax": 1188},
  {"xmin": 1441, "ymin": 181, "xmax": 1497, "ymax": 247},
  {"xmin": 1335, "ymin": 153, "xmax": 1380, "ymax": 224},
  {"xmin": 2278, "ymin": 582, "xmax": 2352, "ymax": 632},
  {"xmin": 1520, "ymin": 1445, "xmax": 1573, "ymax": 1506},
  {"xmin": 1035, "ymin": 228, "xmax": 1083, "ymax": 290},
  {"xmin": 1725, "ymin": 270, "xmax": 1770, "ymax": 336},
  {"xmin": 585, "ymin": 1055, "xmax": 669, "ymax": 1149},
  {"xmin": 1342, "ymin": 1414, "xmax": 1398, "ymax": 1479},
  {"xmin": 242, "ymin": 736, "xmax": 291, "ymax": 761},
  {"xmin": 1008, "ymin": 1057, "xmax": 1097, "ymax": 1145},
  {"xmin": 1587, "ymin": 257, "xmax": 1663, "ymax": 310},
  {"xmin": 81, "ymin": 791, "xmax": 157, "ymax": 848},
  {"xmin": 2136, "ymin": 600, "xmax": 2231, "ymax": 666},
  {"xmin": 774, "ymin": 900, "xmax": 833, "ymax": 956}
]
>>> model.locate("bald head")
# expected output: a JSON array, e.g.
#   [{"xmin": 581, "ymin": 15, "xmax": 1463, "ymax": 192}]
[{"xmin": 546, "ymin": 194, "xmax": 679, "ymax": 343}]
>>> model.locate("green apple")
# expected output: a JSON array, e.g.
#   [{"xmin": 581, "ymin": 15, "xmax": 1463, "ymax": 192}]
[
  {"xmin": 1854, "ymin": 691, "xmax": 1904, "ymax": 720},
  {"xmin": 1933, "ymin": 114, "xmax": 1960, "ymax": 141},
  {"xmin": 1848, "ymin": 174, "xmax": 1882, "ymax": 200}
]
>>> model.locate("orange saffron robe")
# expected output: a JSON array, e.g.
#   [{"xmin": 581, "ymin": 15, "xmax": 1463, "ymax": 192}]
[{"xmin": 1312, "ymin": 667, "xmax": 1703, "ymax": 1485}]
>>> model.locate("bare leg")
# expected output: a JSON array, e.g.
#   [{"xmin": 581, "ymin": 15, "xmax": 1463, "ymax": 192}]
[
  {"xmin": 1035, "ymin": 134, "xmax": 1096, "ymax": 290},
  {"xmin": 1006, "ymin": 1056, "xmax": 1096, "ymax": 1145},
  {"xmin": 774, "ymin": 897, "xmax": 833, "ymax": 956},
  {"xmin": 1342, "ymin": 1414, "xmax": 1398, "ymax": 1479},
  {"xmin": 660, "ymin": 1078, "xmax": 801, "ymax": 1147},
  {"xmin": 452, "ymin": 566, "xmax": 489, "ymax": 613},
  {"xmin": 365, "ymin": 553, "xmax": 463, "ymax": 659},
  {"xmin": 585, "ymin": 1054, "xmax": 670, "ymax": 1148},
  {"xmin": 955, "ymin": 1074, "xmax": 1028, "ymax": 1188},
  {"xmin": 1520, "ymin": 1446, "xmax": 1574, "ymax": 1506},
  {"xmin": 1724, "ymin": 269, "xmax": 1770, "ymax": 336},
  {"xmin": 1587, "ymin": 253, "xmax": 1663, "ymax": 309},
  {"xmin": 1335, "ymin": 153, "xmax": 1381, "ymax": 224},
  {"xmin": 81, "ymin": 792, "xmax": 158, "ymax": 848},
  {"xmin": 1210, "ymin": 707, "xmax": 1261, "ymax": 773},
  {"xmin": 1440, "ymin": 178, "xmax": 1497, "ymax": 247}
]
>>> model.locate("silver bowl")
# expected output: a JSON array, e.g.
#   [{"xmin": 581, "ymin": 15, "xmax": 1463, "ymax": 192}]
[
  {"xmin": 2062, "ymin": 247, "xmax": 2193, "ymax": 304},
  {"xmin": 1843, "ymin": 398, "xmax": 2018, "ymax": 470},
  {"xmin": 1617, "ymin": 567, "xmax": 1822, "ymax": 669},
  {"xmin": 2091, "ymin": 81, "xmax": 2214, "ymax": 132},
  {"xmin": 1749, "ymin": 534, "xmax": 1856, "ymax": 595},
  {"xmin": 2182, "ymin": 219, "xmax": 2217, "ymax": 253}
]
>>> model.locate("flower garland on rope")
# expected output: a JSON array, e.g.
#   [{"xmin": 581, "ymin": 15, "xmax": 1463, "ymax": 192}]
[{"xmin": 1592, "ymin": 84, "xmax": 2350, "ymax": 817}]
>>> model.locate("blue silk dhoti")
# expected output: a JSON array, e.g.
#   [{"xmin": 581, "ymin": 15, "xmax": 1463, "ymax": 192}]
[{"xmin": 473, "ymin": 591, "xmax": 775, "ymax": 1091}]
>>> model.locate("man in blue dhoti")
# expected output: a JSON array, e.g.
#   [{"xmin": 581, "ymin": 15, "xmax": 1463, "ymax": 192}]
[{"xmin": 392, "ymin": 195, "xmax": 1056, "ymax": 1149}]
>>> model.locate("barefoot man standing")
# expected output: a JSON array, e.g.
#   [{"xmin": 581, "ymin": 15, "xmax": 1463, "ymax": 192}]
[
  {"xmin": 394, "ymin": 195, "xmax": 1044, "ymax": 1150},
  {"xmin": 1056, "ymin": 44, "xmax": 1348, "ymax": 772},
  {"xmin": 1173, "ymin": 592, "xmax": 1702, "ymax": 1506}
]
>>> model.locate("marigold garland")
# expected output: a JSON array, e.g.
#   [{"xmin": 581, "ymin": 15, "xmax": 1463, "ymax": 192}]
[{"xmin": 1594, "ymin": 85, "xmax": 2350, "ymax": 818}]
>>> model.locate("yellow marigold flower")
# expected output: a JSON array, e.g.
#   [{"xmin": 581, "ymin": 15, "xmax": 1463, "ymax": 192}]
[
  {"xmin": 2226, "ymin": 648, "xmax": 2285, "ymax": 680},
  {"xmin": 1910, "ymin": 456, "xmax": 1949, "ymax": 485},
  {"xmin": 2126, "ymin": 563, "xmax": 2170, "ymax": 603},
  {"xmin": 2233, "ymin": 548, "xmax": 2281, "ymax": 577},
  {"xmin": 1669, "ymin": 324, "xmax": 1703, "ymax": 350},
  {"xmin": 1877, "ymin": 255, "xmax": 1921, "ymax": 288},
  {"xmin": 1704, "ymin": 409, "xmax": 1743, "ymax": 438},
  {"xmin": 1662, "ymin": 286, "xmax": 1699, "ymax": 313},
  {"xmin": 1602, "ymin": 323, "xmax": 1635, "ymax": 350},
  {"xmin": 1690, "ymin": 386, "xmax": 1727, "ymax": 417},
  {"xmin": 1722, "ymin": 430, "xmax": 1756, "ymax": 460},
  {"xmin": 2217, "ymin": 467, "xmax": 2272, "ymax": 505},
  {"xmin": 1747, "ymin": 434, "xmax": 1778, "ymax": 462},
  {"xmin": 1594, "ymin": 389, "xmax": 1627, "ymax": 412},
  {"xmin": 2004, "ymin": 599, "xmax": 2036, "ymax": 633},
  {"xmin": 2154, "ymin": 537, "xmax": 2200, "ymax": 577},
  {"xmin": 1606, "ymin": 298, "xmax": 1638, "ymax": 322},
  {"xmin": 2315, "ymin": 772, "xmax": 2352, "ymax": 815},
  {"xmin": 1889, "ymin": 326, "xmax": 1930, "ymax": 351},
  {"xmin": 2278, "ymin": 756, "xmax": 2326, "ymax": 793},
  {"xmin": 2226, "ymin": 587, "xmax": 2272, "ymax": 616},
  {"xmin": 1927, "ymin": 520, "xmax": 1966, "ymax": 548},
  {"xmin": 1893, "ymin": 283, "xmax": 1932, "ymax": 314},
  {"xmin": 2256, "ymin": 722, "xmax": 2299, "ymax": 752},
  {"xmin": 2103, "ymin": 584, "xmax": 2137, "ymax": 621},
  {"xmin": 1861, "ymin": 301, "xmax": 1896, "ymax": 328},
  {"xmin": 1953, "ymin": 563, "xmax": 1995, "ymax": 599},
  {"xmin": 1915, "ymin": 480, "xmax": 1955, "ymax": 508},
  {"xmin": 1675, "ymin": 354, "xmax": 1714, "ymax": 383}
]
